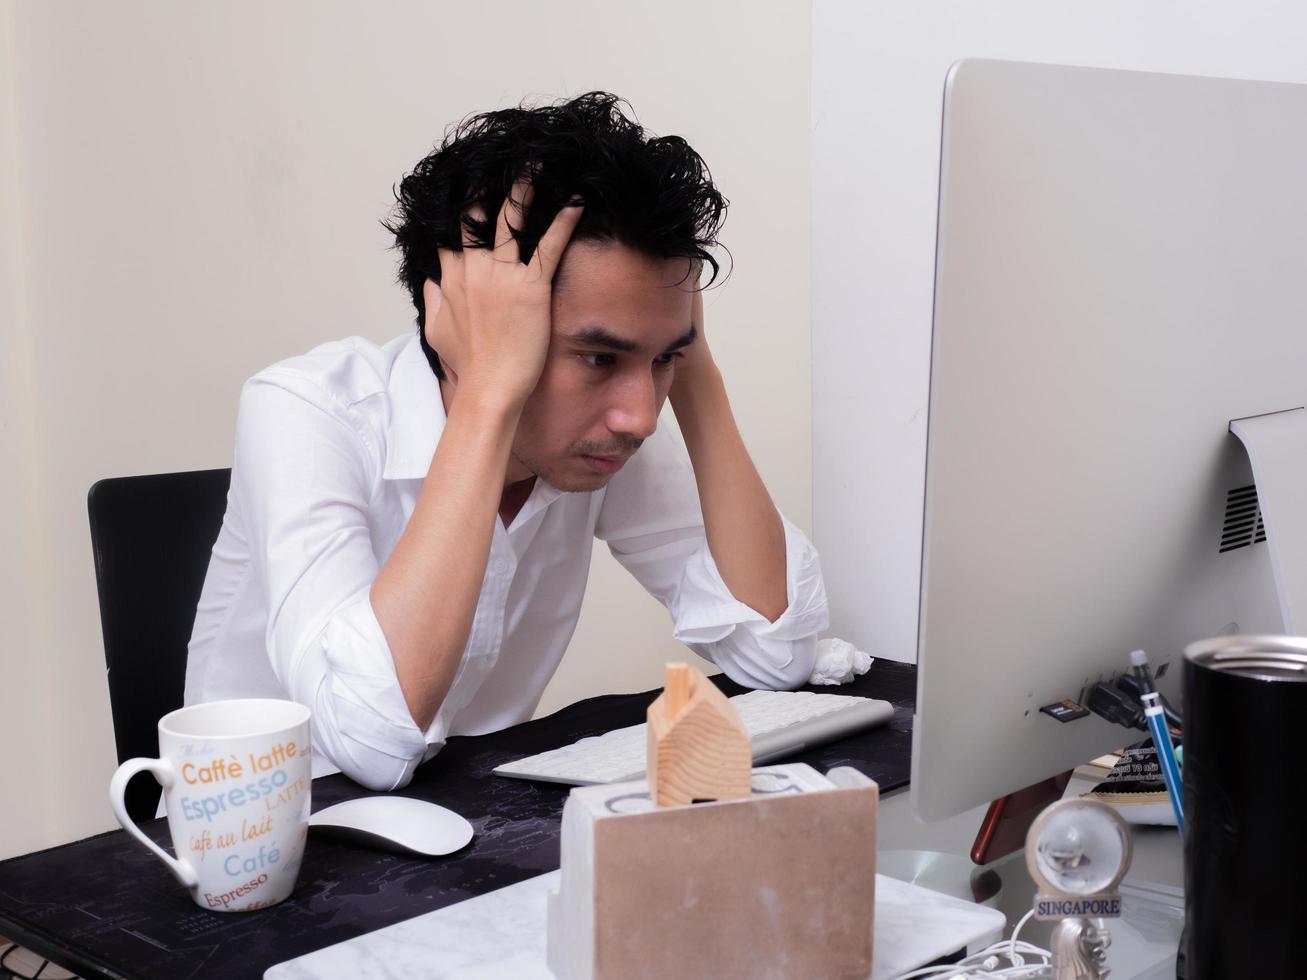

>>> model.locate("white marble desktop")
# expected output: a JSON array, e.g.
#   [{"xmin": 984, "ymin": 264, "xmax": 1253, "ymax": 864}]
[{"xmin": 265, "ymin": 868, "xmax": 1004, "ymax": 980}]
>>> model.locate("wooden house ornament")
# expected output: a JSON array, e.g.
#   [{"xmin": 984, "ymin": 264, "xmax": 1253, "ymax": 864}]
[{"xmin": 646, "ymin": 662, "xmax": 752, "ymax": 807}]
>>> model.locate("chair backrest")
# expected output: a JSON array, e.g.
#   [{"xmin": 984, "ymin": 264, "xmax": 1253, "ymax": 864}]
[{"xmin": 88, "ymin": 468, "xmax": 232, "ymax": 822}]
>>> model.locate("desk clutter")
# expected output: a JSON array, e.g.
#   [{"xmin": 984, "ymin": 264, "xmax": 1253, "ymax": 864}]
[
  {"xmin": 270, "ymin": 667, "xmax": 996, "ymax": 980},
  {"xmin": 0, "ymin": 664, "xmax": 918, "ymax": 979},
  {"xmin": 549, "ymin": 663, "xmax": 880, "ymax": 979}
]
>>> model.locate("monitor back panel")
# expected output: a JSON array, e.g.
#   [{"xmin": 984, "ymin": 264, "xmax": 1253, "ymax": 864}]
[{"xmin": 916, "ymin": 59, "xmax": 1305, "ymax": 820}]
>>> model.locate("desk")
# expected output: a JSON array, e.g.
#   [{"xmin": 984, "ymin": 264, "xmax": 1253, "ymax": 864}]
[{"xmin": 0, "ymin": 664, "xmax": 916, "ymax": 980}]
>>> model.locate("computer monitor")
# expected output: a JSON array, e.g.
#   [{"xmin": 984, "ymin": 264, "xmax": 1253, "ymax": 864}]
[{"xmin": 913, "ymin": 59, "xmax": 1307, "ymax": 822}]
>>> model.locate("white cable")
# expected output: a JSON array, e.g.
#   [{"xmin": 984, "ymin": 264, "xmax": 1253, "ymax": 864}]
[
  {"xmin": 1008, "ymin": 908, "xmax": 1037, "ymax": 963},
  {"xmin": 892, "ymin": 905, "xmax": 1053, "ymax": 980}
]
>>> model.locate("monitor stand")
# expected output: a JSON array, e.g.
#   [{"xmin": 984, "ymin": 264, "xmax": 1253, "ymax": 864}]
[
  {"xmin": 879, "ymin": 771, "xmax": 1068, "ymax": 907},
  {"xmin": 876, "ymin": 849, "xmax": 1002, "ymax": 906},
  {"xmin": 1230, "ymin": 407, "xmax": 1307, "ymax": 631},
  {"xmin": 970, "ymin": 771, "xmax": 1072, "ymax": 866}
]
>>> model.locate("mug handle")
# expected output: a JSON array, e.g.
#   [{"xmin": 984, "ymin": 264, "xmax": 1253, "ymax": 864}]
[{"xmin": 109, "ymin": 758, "xmax": 199, "ymax": 891}]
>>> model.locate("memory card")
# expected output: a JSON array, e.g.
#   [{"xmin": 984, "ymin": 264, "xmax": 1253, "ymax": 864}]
[{"xmin": 1040, "ymin": 699, "xmax": 1090, "ymax": 722}]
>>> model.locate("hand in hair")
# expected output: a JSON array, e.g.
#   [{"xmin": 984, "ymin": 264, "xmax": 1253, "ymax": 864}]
[
  {"xmin": 670, "ymin": 279, "xmax": 717, "ymax": 397},
  {"xmin": 423, "ymin": 174, "xmax": 583, "ymax": 408}
]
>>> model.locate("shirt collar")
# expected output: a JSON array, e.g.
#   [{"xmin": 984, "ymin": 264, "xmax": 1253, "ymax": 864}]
[
  {"xmin": 510, "ymin": 477, "xmax": 565, "ymax": 531},
  {"xmin": 382, "ymin": 334, "xmax": 446, "ymax": 480}
]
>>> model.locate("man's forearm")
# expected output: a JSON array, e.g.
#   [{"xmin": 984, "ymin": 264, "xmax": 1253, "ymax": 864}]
[
  {"xmin": 370, "ymin": 387, "xmax": 521, "ymax": 730},
  {"xmin": 670, "ymin": 361, "xmax": 788, "ymax": 622}
]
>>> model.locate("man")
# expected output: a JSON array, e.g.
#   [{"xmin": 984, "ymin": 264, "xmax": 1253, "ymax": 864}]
[{"xmin": 185, "ymin": 92, "xmax": 828, "ymax": 790}]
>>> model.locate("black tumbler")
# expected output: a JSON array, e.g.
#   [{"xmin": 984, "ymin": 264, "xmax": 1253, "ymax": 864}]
[{"xmin": 1183, "ymin": 635, "xmax": 1307, "ymax": 978}]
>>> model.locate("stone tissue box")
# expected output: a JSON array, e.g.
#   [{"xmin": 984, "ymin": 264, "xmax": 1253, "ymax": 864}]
[{"xmin": 545, "ymin": 763, "xmax": 879, "ymax": 980}]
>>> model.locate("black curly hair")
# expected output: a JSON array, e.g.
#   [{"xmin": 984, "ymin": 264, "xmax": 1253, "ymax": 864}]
[{"xmin": 384, "ymin": 92, "xmax": 729, "ymax": 380}]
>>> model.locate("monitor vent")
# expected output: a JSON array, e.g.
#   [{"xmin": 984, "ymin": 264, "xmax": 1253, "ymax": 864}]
[{"xmin": 1220, "ymin": 484, "xmax": 1267, "ymax": 553}]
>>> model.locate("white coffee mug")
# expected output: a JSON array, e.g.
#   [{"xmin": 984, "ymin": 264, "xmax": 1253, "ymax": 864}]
[{"xmin": 109, "ymin": 698, "xmax": 312, "ymax": 912}]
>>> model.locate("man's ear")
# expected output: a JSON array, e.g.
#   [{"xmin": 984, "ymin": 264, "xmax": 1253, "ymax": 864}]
[
  {"xmin": 426, "ymin": 279, "xmax": 457, "ymax": 378},
  {"xmin": 422, "ymin": 278, "xmax": 444, "ymax": 319}
]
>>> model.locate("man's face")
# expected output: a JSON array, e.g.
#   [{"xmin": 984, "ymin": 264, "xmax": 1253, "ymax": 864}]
[{"xmin": 510, "ymin": 239, "xmax": 697, "ymax": 492}]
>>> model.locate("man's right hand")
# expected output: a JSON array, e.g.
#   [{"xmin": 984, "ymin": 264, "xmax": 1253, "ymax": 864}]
[
  {"xmin": 423, "ymin": 177, "xmax": 584, "ymax": 407},
  {"xmin": 373, "ymin": 177, "xmax": 582, "ymax": 734}
]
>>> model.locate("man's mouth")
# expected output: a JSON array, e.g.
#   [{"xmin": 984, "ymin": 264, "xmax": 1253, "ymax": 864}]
[{"xmin": 580, "ymin": 453, "xmax": 630, "ymax": 474}]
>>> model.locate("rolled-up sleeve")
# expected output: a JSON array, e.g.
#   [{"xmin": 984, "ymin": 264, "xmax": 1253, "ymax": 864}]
[
  {"xmin": 233, "ymin": 374, "xmax": 435, "ymax": 789},
  {"xmin": 596, "ymin": 426, "xmax": 829, "ymax": 690}
]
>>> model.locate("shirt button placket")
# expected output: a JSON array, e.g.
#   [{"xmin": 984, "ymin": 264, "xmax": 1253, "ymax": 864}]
[{"xmin": 478, "ymin": 534, "xmax": 513, "ymax": 680}]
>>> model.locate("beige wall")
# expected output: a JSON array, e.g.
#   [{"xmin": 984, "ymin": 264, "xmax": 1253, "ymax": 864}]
[{"xmin": 0, "ymin": 0, "xmax": 811, "ymax": 857}]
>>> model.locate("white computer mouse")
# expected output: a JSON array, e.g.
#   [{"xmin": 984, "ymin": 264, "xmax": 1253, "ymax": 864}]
[{"xmin": 308, "ymin": 796, "xmax": 475, "ymax": 857}]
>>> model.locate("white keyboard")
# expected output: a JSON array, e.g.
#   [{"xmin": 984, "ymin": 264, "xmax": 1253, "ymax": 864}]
[{"xmin": 493, "ymin": 690, "xmax": 894, "ymax": 786}]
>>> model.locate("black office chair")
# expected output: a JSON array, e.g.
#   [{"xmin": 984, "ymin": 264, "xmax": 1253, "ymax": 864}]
[{"xmin": 88, "ymin": 468, "xmax": 231, "ymax": 822}]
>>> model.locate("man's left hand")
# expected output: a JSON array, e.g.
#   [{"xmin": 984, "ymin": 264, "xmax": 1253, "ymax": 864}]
[
  {"xmin": 666, "ymin": 281, "xmax": 788, "ymax": 623},
  {"xmin": 670, "ymin": 284, "xmax": 721, "ymax": 407}
]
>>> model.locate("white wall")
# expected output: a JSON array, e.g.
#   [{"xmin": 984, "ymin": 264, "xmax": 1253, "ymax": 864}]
[
  {"xmin": 813, "ymin": 0, "xmax": 1307, "ymax": 664},
  {"xmin": 0, "ymin": 0, "xmax": 811, "ymax": 858}
]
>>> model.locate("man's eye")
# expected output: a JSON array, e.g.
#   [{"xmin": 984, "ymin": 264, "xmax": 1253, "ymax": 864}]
[
  {"xmin": 654, "ymin": 352, "xmax": 684, "ymax": 368},
  {"xmin": 580, "ymin": 353, "xmax": 617, "ymax": 368}
]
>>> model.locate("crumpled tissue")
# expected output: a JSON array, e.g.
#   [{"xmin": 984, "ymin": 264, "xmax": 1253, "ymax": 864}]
[{"xmin": 808, "ymin": 637, "xmax": 874, "ymax": 686}]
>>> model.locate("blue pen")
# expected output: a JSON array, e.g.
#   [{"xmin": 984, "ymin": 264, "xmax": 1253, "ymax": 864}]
[{"xmin": 1130, "ymin": 649, "xmax": 1184, "ymax": 831}]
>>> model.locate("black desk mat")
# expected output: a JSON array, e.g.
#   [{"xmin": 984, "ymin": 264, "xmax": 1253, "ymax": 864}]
[{"xmin": 0, "ymin": 662, "xmax": 916, "ymax": 980}]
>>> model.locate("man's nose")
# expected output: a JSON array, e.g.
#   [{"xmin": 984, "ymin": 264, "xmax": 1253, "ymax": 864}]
[{"xmin": 606, "ymin": 371, "xmax": 659, "ymax": 440}]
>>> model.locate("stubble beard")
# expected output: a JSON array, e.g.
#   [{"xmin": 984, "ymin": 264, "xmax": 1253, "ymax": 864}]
[
  {"xmin": 510, "ymin": 447, "xmax": 608, "ymax": 493},
  {"xmin": 511, "ymin": 436, "xmax": 643, "ymax": 494}
]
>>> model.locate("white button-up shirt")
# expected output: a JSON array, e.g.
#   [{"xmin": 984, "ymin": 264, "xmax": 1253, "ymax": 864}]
[{"xmin": 185, "ymin": 333, "xmax": 829, "ymax": 790}]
